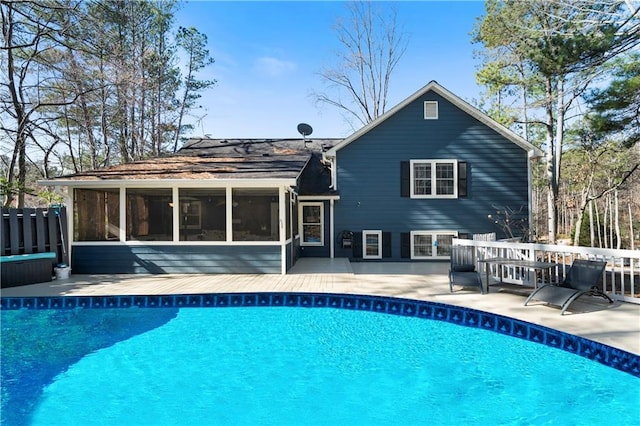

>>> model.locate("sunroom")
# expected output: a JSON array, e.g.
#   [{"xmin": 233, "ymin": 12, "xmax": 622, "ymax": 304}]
[{"xmin": 40, "ymin": 139, "xmax": 337, "ymax": 274}]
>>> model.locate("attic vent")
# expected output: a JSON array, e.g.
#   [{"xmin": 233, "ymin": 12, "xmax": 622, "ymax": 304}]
[{"xmin": 424, "ymin": 101, "xmax": 438, "ymax": 120}]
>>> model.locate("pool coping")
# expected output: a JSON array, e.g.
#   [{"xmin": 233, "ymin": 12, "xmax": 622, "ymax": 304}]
[{"xmin": 2, "ymin": 291, "xmax": 639, "ymax": 378}]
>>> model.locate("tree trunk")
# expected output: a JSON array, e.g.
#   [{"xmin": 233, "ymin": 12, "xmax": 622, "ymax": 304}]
[
  {"xmin": 589, "ymin": 200, "xmax": 595, "ymax": 247},
  {"xmin": 609, "ymin": 194, "xmax": 615, "ymax": 248},
  {"xmin": 630, "ymin": 203, "xmax": 635, "ymax": 251},
  {"xmin": 603, "ymin": 198, "xmax": 609, "ymax": 248},
  {"xmin": 544, "ymin": 77, "xmax": 557, "ymax": 243},
  {"xmin": 614, "ymin": 189, "xmax": 621, "ymax": 250},
  {"xmin": 595, "ymin": 200, "xmax": 602, "ymax": 248}
]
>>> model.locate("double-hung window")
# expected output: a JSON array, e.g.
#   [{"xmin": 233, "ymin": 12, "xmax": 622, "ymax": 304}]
[
  {"xmin": 410, "ymin": 159, "xmax": 457, "ymax": 198},
  {"xmin": 362, "ymin": 230, "xmax": 382, "ymax": 259},
  {"xmin": 410, "ymin": 231, "xmax": 457, "ymax": 259}
]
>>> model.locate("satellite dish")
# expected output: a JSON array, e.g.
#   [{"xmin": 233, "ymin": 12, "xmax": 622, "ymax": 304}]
[{"xmin": 297, "ymin": 123, "xmax": 313, "ymax": 138}]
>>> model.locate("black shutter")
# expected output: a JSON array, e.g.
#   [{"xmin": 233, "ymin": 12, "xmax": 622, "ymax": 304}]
[
  {"xmin": 382, "ymin": 232, "xmax": 392, "ymax": 258},
  {"xmin": 352, "ymin": 232, "xmax": 363, "ymax": 258},
  {"xmin": 458, "ymin": 161, "xmax": 468, "ymax": 197},
  {"xmin": 400, "ymin": 161, "xmax": 410, "ymax": 197},
  {"xmin": 400, "ymin": 232, "xmax": 411, "ymax": 258}
]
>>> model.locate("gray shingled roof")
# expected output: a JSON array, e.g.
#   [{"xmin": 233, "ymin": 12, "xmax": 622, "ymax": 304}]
[{"xmin": 50, "ymin": 138, "xmax": 340, "ymax": 182}]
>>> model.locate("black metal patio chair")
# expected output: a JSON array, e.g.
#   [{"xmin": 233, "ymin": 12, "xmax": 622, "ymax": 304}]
[{"xmin": 524, "ymin": 259, "xmax": 613, "ymax": 315}]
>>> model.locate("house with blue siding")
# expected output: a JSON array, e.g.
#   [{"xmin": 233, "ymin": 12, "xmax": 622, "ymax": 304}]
[
  {"xmin": 41, "ymin": 81, "xmax": 541, "ymax": 274},
  {"xmin": 321, "ymin": 81, "xmax": 542, "ymax": 261}
]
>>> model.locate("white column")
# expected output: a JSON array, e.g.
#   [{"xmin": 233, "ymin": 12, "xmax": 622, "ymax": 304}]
[
  {"xmin": 330, "ymin": 199, "xmax": 335, "ymax": 259},
  {"xmin": 119, "ymin": 186, "xmax": 126, "ymax": 242},
  {"xmin": 280, "ymin": 186, "xmax": 287, "ymax": 274},
  {"xmin": 66, "ymin": 186, "xmax": 74, "ymax": 266},
  {"xmin": 226, "ymin": 187, "xmax": 233, "ymax": 242},
  {"xmin": 172, "ymin": 187, "xmax": 179, "ymax": 242}
]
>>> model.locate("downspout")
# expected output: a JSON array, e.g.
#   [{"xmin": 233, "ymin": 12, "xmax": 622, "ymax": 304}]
[
  {"xmin": 322, "ymin": 153, "xmax": 337, "ymax": 190},
  {"xmin": 66, "ymin": 187, "xmax": 74, "ymax": 269},
  {"xmin": 527, "ymin": 150, "xmax": 535, "ymax": 242}
]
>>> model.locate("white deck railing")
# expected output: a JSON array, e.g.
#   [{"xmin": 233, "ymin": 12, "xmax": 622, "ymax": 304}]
[{"xmin": 453, "ymin": 238, "xmax": 640, "ymax": 304}]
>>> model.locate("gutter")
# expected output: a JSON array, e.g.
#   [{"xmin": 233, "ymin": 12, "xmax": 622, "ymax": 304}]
[{"xmin": 38, "ymin": 178, "xmax": 299, "ymax": 188}]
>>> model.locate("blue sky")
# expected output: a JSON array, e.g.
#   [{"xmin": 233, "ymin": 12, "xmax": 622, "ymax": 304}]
[{"xmin": 176, "ymin": 1, "xmax": 487, "ymax": 139}]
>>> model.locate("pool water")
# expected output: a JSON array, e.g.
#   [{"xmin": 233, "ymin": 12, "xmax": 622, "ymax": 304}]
[{"xmin": 2, "ymin": 306, "xmax": 639, "ymax": 425}]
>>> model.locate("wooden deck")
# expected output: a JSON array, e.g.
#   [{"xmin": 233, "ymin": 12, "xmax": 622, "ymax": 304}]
[{"xmin": 2, "ymin": 258, "xmax": 638, "ymax": 355}]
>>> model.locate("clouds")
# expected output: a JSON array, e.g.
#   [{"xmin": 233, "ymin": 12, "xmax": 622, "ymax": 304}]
[{"xmin": 254, "ymin": 56, "xmax": 297, "ymax": 78}]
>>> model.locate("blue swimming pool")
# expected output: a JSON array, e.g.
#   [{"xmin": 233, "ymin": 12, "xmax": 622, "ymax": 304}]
[{"xmin": 2, "ymin": 293, "xmax": 639, "ymax": 425}]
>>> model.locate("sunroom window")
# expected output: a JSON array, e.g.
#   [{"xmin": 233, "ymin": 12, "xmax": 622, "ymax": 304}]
[
  {"xmin": 179, "ymin": 188, "xmax": 226, "ymax": 241},
  {"xmin": 232, "ymin": 188, "xmax": 279, "ymax": 241},
  {"xmin": 410, "ymin": 160, "xmax": 457, "ymax": 198},
  {"xmin": 126, "ymin": 188, "xmax": 173, "ymax": 241},
  {"xmin": 74, "ymin": 188, "xmax": 120, "ymax": 241}
]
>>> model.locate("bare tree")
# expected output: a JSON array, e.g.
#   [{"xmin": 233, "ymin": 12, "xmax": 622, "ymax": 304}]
[
  {"xmin": 313, "ymin": 1, "xmax": 407, "ymax": 129},
  {"xmin": 1, "ymin": 0, "xmax": 84, "ymax": 207},
  {"xmin": 474, "ymin": 0, "xmax": 640, "ymax": 243}
]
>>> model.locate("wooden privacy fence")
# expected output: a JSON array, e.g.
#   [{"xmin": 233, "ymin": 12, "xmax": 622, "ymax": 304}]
[{"xmin": 1, "ymin": 207, "xmax": 69, "ymax": 266}]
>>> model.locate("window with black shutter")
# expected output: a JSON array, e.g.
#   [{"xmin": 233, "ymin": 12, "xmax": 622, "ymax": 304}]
[
  {"xmin": 400, "ymin": 161, "xmax": 410, "ymax": 198},
  {"xmin": 382, "ymin": 232, "xmax": 392, "ymax": 258},
  {"xmin": 352, "ymin": 232, "xmax": 363, "ymax": 258},
  {"xmin": 400, "ymin": 232, "xmax": 411, "ymax": 258},
  {"xmin": 402, "ymin": 159, "xmax": 466, "ymax": 198},
  {"xmin": 458, "ymin": 161, "xmax": 468, "ymax": 197}
]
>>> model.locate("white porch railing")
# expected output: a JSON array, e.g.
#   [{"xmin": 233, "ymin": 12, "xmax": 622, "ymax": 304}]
[{"xmin": 453, "ymin": 238, "xmax": 640, "ymax": 304}]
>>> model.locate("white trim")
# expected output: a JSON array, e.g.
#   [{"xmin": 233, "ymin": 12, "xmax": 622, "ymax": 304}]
[
  {"xmin": 279, "ymin": 186, "xmax": 286, "ymax": 275},
  {"xmin": 67, "ymin": 189, "xmax": 74, "ymax": 267},
  {"xmin": 72, "ymin": 184, "xmax": 297, "ymax": 245},
  {"xmin": 71, "ymin": 240, "xmax": 283, "ymax": 247},
  {"xmin": 325, "ymin": 81, "xmax": 543, "ymax": 158},
  {"xmin": 225, "ymin": 187, "xmax": 233, "ymax": 242},
  {"xmin": 362, "ymin": 230, "xmax": 383, "ymax": 259},
  {"xmin": 118, "ymin": 187, "xmax": 126, "ymax": 242},
  {"xmin": 279, "ymin": 186, "xmax": 286, "ymax": 244},
  {"xmin": 299, "ymin": 202, "xmax": 324, "ymax": 246},
  {"xmin": 409, "ymin": 159, "xmax": 458, "ymax": 199},
  {"xmin": 39, "ymin": 178, "xmax": 297, "ymax": 187},
  {"xmin": 297, "ymin": 195, "xmax": 340, "ymax": 201},
  {"xmin": 424, "ymin": 101, "xmax": 438, "ymax": 119},
  {"xmin": 172, "ymin": 187, "xmax": 180, "ymax": 242},
  {"xmin": 410, "ymin": 230, "xmax": 458, "ymax": 259},
  {"xmin": 329, "ymin": 199, "xmax": 335, "ymax": 259}
]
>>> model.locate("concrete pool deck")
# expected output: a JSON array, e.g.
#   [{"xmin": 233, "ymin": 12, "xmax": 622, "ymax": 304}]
[{"xmin": 2, "ymin": 258, "xmax": 639, "ymax": 355}]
